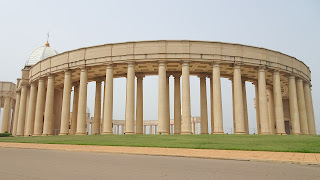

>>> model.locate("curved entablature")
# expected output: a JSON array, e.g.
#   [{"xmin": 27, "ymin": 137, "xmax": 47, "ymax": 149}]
[{"xmin": 27, "ymin": 40, "xmax": 311, "ymax": 89}]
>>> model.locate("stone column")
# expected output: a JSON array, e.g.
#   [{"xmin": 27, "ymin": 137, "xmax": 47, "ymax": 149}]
[
  {"xmin": 153, "ymin": 125, "xmax": 156, "ymax": 134},
  {"xmin": 59, "ymin": 70, "xmax": 72, "ymax": 135},
  {"xmin": 195, "ymin": 122, "xmax": 198, "ymax": 135},
  {"xmin": 101, "ymin": 81, "xmax": 105, "ymax": 134},
  {"xmin": 33, "ymin": 79, "xmax": 46, "ymax": 136},
  {"xmin": 210, "ymin": 77, "xmax": 213, "ymax": 134},
  {"xmin": 93, "ymin": 80, "xmax": 102, "ymax": 135},
  {"xmin": 143, "ymin": 125, "xmax": 146, "ymax": 134},
  {"xmin": 212, "ymin": 62, "xmax": 223, "ymax": 134},
  {"xmin": 25, "ymin": 83, "xmax": 37, "ymax": 136},
  {"xmin": 149, "ymin": 125, "xmax": 152, "ymax": 134},
  {"xmin": 16, "ymin": 85, "xmax": 28, "ymax": 136},
  {"xmin": 273, "ymin": 71, "xmax": 286, "ymax": 135},
  {"xmin": 70, "ymin": 84, "xmax": 79, "ymax": 135},
  {"xmin": 288, "ymin": 75, "xmax": 301, "ymax": 135},
  {"xmin": 12, "ymin": 92, "xmax": 21, "ymax": 136},
  {"xmin": 242, "ymin": 81, "xmax": 249, "ymax": 134},
  {"xmin": 191, "ymin": 121, "xmax": 194, "ymax": 134},
  {"xmin": 0, "ymin": 97, "xmax": 2, "ymax": 125},
  {"xmin": 42, "ymin": 75, "xmax": 55, "ymax": 136},
  {"xmin": 136, "ymin": 74, "xmax": 144, "ymax": 134},
  {"xmin": 296, "ymin": 78, "xmax": 308, "ymax": 135},
  {"xmin": 24, "ymin": 88, "xmax": 30, "ymax": 135},
  {"xmin": 231, "ymin": 79, "xmax": 235, "ymax": 132},
  {"xmin": 116, "ymin": 125, "xmax": 119, "ymax": 135},
  {"xmin": 125, "ymin": 62, "xmax": 135, "ymax": 134},
  {"xmin": 258, "ymin": 67, "xmax": 270, "ymax": 134},
  {"xmin": 304, "ymin": 83, "xmax": 316, "ymax": 135},
  {"xmin": 254, "ymin": 83, "xmax": 261, "ymax": 134},
  {"xmin": 181, "ymin": 61, "xmax": 191, "ymax": 134},
  {"xmin": 1, "ymin": 97, "xmax": 11, "ymax": 133},
  {"xmin": 267, "ymin": 89, "xmax": 276, "ymax": 134},
  {"xmin": 199, "ymin": 74, "xmax": 208, "ymax": 134},
  {"xmin": 233, "ymin": 65, "xmax": 245, "ymax": 134},
  {"xmin": 76, "ymin": 68, "xmax": 88, "ymax": 135},
  {"xmin": 166, "ymin": 73, "xmax": 170, "ymax": 133},
  {"xmin": 158, "ymin": 61, "xmax": 168, "ymax": 134},
  {"xmin": 173, "ymin": 73, "xmax": 181, "ymax": 134}
]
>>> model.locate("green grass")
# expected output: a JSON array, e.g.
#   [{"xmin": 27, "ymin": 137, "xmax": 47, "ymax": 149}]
[{"xmin": 0, "ymin": 134, "xmax": 319, "ymax": 153}]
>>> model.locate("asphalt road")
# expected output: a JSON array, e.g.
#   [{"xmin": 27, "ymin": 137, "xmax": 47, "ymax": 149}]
[{"xmin": 0, "ymin": 148, "xmax": 319, "ymax": 180}]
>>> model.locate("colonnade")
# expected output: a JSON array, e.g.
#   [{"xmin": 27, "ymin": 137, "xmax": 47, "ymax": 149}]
[
  {"xmin": 10, "ymin": 61, "xmax": 316, "ymax": 136},
  {"xmin": 0, "ymin": 96, "xmax": 14, "ymax": 133}
]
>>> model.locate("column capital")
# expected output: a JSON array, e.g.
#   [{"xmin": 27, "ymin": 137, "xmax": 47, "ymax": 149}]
[
  {"xmin": 20, "ymin": 82, "xmax": 29, "ymax": 86},
  {"xmin": 62, "ymin": 68, "xmax": 71, "ymax": 73},
  {"xmin": 233, "ymin": 61, "xmax": 242, "ymax": 67},
  {"xmin": 288, "ymin": 73, "xmax": 296, "ymax": 79},
  {"xmin": 157, "ymin": 60, "xmax": 168, "ymax": 65},
  {"xmin": 80, "ymin": 66, "xmax": 89, "ymax": 72},
  {"xmin": 126, "ymin": 61, "xmax": 135, "ymax": 65},
  {"xmin": 272, "ymin": 67, "xmax": 281, "ymax": 72},
  {"xmin": 272, "ymin": 69, "xmax": 281, "ymax": 75},
  {"xmin": 94, "ymin": 77, "xmax": 104, "ymax": 83},
  {"xmin": 45, "ymin": 72, "xmax": 56, "ymax": 78},
  {"xmin": 233, "ymin": 64, "xmax": 241, "ymax": 69},
  {"xmin": 211, "ymin": 61, "xmax": 221, "ymax": 67},
  {"xmin": 258, "ymin": 66, "xmax": 267, "ymax": 71},
  {"xmin": 103, "ymin": 62, "xmax": 113, "ymax": 66},
  {"xmin": 197, "ymin": 73, "xmax": 207, "ymax": 79},
  {"xmin": 136, "ymin": 74, "xmax": 145, "ymax": 79},
  {"xmin": 38, "ymin": 77, "xmax": 46, "ymax": 82},
  {"xmin": 296, "ymin": 78, "xmax": 303, "ymax": 83},
  {"xmin": 47, "ymin": 75, "xmax": 55, "ymax": 79},
  {"xmin": 181, "ymin": 60, "xmax": 191, "ymax": 65},
  {"xmin": 303, "ymin": 81, "xmax": 312, "ymax": 87}
]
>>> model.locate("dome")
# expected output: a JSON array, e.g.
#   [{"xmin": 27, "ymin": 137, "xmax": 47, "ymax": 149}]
[{"xmin": 25, "ymin": 41, "xmax": 58, "ymax": 66}]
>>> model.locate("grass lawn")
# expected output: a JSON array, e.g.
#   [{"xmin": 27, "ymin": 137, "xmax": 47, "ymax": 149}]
[{"xmin": 0, "ymin": 134, "xmax": 319, "ymax": 153}]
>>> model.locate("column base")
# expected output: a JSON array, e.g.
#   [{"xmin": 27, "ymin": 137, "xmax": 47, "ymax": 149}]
[
  {"xmin": 24, "ymin": 134, "xmax": 33, "ymax": 137},
  {"xmin": 125, "ymin": 132, "xmax": 135, "ymax": 135},
  {"xmin": 75, "ymin": 132, "xmax": 86, "ymax": 135},
  {"xmin": 157, "ymin": 132, "xmax": 169, "ymax": 135},
  {"xmin": 276, "ymin": 133, "xmax": 287, "ymax": 135},
  {"xmin": 181, "ymin": 131, "xmax": 192, "ymax": 135},
  {"xmin": 41, "ymin": 134, "xmax": 53, "ymax": 136},
  {"xmin": 260, "ymin": 132, "xmax": 271, "ymax": 135},
  {"xmin": 102, "ymin": 132, "xmax": 113, "ymax": 135},
  {"xmin": 212, "ymin": 132, "xmax": 224, "ymax": 134},
  {"xmin": 235, "ymin": 132, "xmax": 246, "ymax": 134},
  {"xmin": 59, "ymin": 133, "xmax": 69, "ymax": 135}
]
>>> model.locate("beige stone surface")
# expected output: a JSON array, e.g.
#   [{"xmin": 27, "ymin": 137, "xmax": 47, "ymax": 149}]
[
  {"xmin": 76, "ymin": 68, "xmax": 88, "ymax": 135},
  {"xmin": 102, "ymin": 65, "xmax": 113, "ymax": 134}
]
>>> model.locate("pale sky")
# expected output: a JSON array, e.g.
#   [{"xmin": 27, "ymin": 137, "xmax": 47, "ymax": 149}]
[{"xmin": 0, "ymin": 0, "xmax": 319, "ymax": 134}]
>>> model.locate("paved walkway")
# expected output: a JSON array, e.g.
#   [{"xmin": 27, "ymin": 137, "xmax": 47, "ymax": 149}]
[
  {"xmin": 0, "ymin": 142, "xmax": 319, "ymax": 165},
  {"xmin": 1, "ymin": 148, "xmax": 320, "ymax": 180}
]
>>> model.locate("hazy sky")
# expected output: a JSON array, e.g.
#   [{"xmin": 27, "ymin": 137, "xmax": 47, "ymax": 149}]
[{"xmin": 0, "ymin": 0, "xmax": 319, "ymax": 134}]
